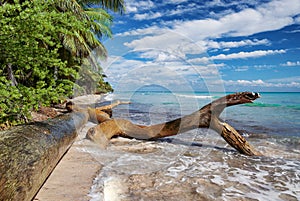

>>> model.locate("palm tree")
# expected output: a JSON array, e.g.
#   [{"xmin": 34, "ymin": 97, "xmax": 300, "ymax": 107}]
[
  {"xmin": 55, "ymin": 0, "xmax": 125, "ymax": 94},
  {"xmin": 55, "ymin": 0, "xmax": 125, "ymax": 59}
]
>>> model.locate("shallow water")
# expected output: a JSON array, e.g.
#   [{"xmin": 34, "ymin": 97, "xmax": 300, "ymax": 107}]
[{"xmin": 78, "ymin": 92, "xmax": 300, "ymax": 201}]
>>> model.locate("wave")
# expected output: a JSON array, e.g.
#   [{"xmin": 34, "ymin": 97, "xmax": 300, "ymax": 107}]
[
  {"xmin": 104, "ymin": 93, "xmax": 114, "ymax": 101},
  {"xmin": 175, "ymin": 94, "xmax": 213, "ymax": 99},
  {"xmin": 243, "ymin": 102, "xmax": 281, "ymax": 108},
  {"xmin": 286, "ymin": 105, "xmax": 300, "ymax": 110},
  {"xmin": 243, "ymin": 102, "xmax": 300, "ymax": 110}
]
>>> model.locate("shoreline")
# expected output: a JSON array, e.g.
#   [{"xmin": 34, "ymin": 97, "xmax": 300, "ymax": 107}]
[{"xmin": 33, "ymin": 93, "xmax": 300, "ymax": 200}]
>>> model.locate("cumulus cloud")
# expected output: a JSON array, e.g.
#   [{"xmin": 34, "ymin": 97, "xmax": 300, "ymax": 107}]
[
  {"xmin": 211, "ymin": 49, "xmax": 286, "ymax": 60},
  {"xmin": 108, "ymin": 0, "xmax": 300, "ymax": 91},
  {"xmin": 117, "ymin": 26, "xmax": 168, "ymax": 37},
  {"xmin": 189, "ymin": 49, "xmax": 286, "ymax": 63},
  {"xmin": 120, "ymin": 0, "xmax": 299, "ymax": 62},
  {"xmin": 199, "ymin": 39, "xmax": 270, "ymax": 52},
  {"xmin": 134, "ymin": 12, "xmax": 162, "ymax": 21},
  {"xmin": 101, "ymin": 51, "xmax": 224, "ymax": 91},
  {"xmin": 125, "ymin": 0, "xmax": 155, "ymax": 13},
  {"xmin": 225, "ymin": 79, "xmax": 300, "ymax": 88},
  {"xmin": 165, "ymin": 0, "xmax": 189, "ymax": 4},
  {"xmin": 123, "ymin": 0, "xmax": 299, "ymax": 46},
  {"xmin": 173, "ymin": 0, "xmax": 300, "ymax": 39},
  {"xmin": 280, "ymin": 61, "xmax": 300, "ymax": 66},
  {"xmin": 217, "ymin": 39, "xmax": 270, "ymax": 48}
]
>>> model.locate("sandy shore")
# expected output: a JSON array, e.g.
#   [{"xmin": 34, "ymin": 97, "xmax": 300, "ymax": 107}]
[
  {"xmin": 34, "ymin": 122, "xmax": 101, "ymax": 201},
  {"xmin": 34, "ymin": 95, "xmax": 105, "ymax": 201}
]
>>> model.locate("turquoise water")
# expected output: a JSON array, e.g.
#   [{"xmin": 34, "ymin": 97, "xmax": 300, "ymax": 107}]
[
  {"xmin": 86, "ymin": 91, "xmax": 300, "ymax": 200},
  {"xmin": 111, "ymin": 91, "xmax": 300, "ymax": 137},
  {"xmin": 84, "ymin": 90, "xmax": 300, "ymax": 201}
]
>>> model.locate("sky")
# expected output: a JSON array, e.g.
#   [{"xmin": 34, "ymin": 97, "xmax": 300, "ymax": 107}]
[{"xmin": 98, "ymin": 0, "xmax": 300, "ymax": 92}]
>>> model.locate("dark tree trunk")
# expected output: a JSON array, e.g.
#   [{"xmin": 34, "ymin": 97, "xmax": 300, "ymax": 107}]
[{"xmin": 0, "ymin": 112, "xmax": 89, "ymax": 201}]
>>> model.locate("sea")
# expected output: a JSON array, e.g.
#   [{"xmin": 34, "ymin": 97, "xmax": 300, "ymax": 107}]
[{"xmin": 78, "ymin": 91, "xmax": 300, "ymax": 201}]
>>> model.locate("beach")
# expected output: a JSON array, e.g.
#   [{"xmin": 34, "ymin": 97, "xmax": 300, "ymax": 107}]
[{"xmin": 34, "ymin": 92, "xmax": 300, "ymax": 200}]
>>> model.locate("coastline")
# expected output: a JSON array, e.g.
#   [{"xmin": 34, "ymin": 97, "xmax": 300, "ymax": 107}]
[{"xmin": 33, "ymin": 92, "xmax": 300, "ymax": 200}]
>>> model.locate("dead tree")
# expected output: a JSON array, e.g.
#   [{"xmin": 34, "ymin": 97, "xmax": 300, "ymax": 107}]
[
  {"xmin": 85, "ymin": 92, "xmax": 262, "ymax": 156},
  {"xmin": 0, "ymin": 112, "xmax": 89, "ymax": 201}
]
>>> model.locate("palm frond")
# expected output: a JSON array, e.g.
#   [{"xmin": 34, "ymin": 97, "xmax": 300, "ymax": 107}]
[
  {"xmin": 62, "ymin": 34, "xmax": 77, "ymax": 55},
  {"xmin": 84, "ymin": 8, "xmax": 113, "ymax": 24},
  {"xmin": 54, "ymin": 0, "xmax": 115, "ymax": 60},
  {"xmin": 79, "ymin": 0, "xmax": 125, "ymax": 14}
]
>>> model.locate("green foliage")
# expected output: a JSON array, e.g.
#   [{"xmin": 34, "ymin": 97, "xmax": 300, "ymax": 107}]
[
  {"xmin": 0, "ymin": 0, "xmax": 116, "ymax": 127},
  {"xmin": 75, "ymin": 58, "xmax": 113, "ymax": 95},
  {"xmin": 80, "ymin": 0, "xmax": 125, "ymax": 14},
  {"xmin": 56, "ymin": 0, "xmax": 113, "ymax": 58}
]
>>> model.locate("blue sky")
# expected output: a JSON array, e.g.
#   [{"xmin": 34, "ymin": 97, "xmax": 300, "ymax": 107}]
[{"xmin": 99, "ymin": 0, "xmax": 300, "ymax": 92}]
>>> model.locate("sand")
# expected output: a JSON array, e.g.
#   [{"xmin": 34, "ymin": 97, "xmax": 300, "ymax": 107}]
[
  {"xmin": 34, "ymin": 95, "xmax": 105, "ymax": 201},
  {"xmin": 34, "ymin": 145, "xmax": 101, "ymax": 201}
]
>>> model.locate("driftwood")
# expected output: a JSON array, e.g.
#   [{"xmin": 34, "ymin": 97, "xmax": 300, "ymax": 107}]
[
  {"xmin": 85, "ymin": 92, "xmax": 262, "ymax": 156},
  {"xmin": 0, "ymin": 111, "xmax": 89, "ymax": 201},
  {"xmin": 0, "ymin": 92, "xmax": 261, "ymax": 200}
]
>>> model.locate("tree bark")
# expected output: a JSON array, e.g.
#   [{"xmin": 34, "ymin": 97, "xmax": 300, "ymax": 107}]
[
  {"xmin": 86, "ymin": 92, "xmax": 262, "ymax": 156},
  {"xmin": 6, "ymin": 63, "xmax": 18, "ymax": 86},
  {"xmin": 0, "ymin": 111, "xmax": 89, "ymax": 201}
]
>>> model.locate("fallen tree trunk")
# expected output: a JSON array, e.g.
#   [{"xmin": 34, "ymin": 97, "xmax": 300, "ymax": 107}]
[
  {"xmin": 86, "ymin": 92, "xmax": 262, "ymax": 156},
  {"xmin": 0, "ymin": 92, "xmax": 262, "ymax": 200},
  {"xmin": 0, "ymin": 111, "xmax": 89, "ymax": 201}
]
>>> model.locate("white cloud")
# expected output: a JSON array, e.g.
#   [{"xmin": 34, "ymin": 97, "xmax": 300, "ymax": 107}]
[
  {"xmin": 285, "ymin": 29, "xmax": 300, "ymax": 33},
  {"xmin": 280, "ymin": 61, "xmax": 300, "ymax": 66},
  {"xmin": 218, "ymin": 39, "xmax": 270, "ymax": 48},
  {"xmin": 102, "ymin": 50, "xmax": 224, "ymax": 91},
  {"xmin": 189, "ymin": 49, "xmax": 286, "ymax": 63},
  {"xmin": 120, "ymin": 0, "xmax": 299, "ymax": 60},
  {"xmin": 117, "ymin": 26, "xmax": 167, "ymax": 37},
  {"xmin": 134, "ymin": 12, "xmax": 162, "ymax": 21},
  {"xmin": 126, "ymin": 5, "xmax": 137, "ymax": 13},
  {"xmin": 173, "ymin": 0, "xmax": 300, "ymax": 39},
  {"xmin": 212, "ymin": 49, "xmax": 286, "ymax": 60},
  {"xmin": 125, "ymin": 0, "xmax": 155, "ymax": 13},
  {"xmin": 234, "ymin": 66, "xmax": 249, "ymax": 72},
  {"xmin": 165, "ymin": 0, "xmax": 189, "ymax": 4},
  {"xmin": 124, "ymin": 31, "xmax": 193, "ymax": 58},
  {"xmin": 123, "ymin": 33, "xmax": 273, "ymax": 61},
  {"xmin": 132, "ymin": 2, "xmax": 200, "ymax": 21},
  {"xmin": 107, "ymin": 0, "xmax": 300, "ymax": 91},
  {"xmin": 225, "ymin": 78, "xmax": 300, "ymax": 89},
  {"xmin": 296, "ymin": 16, "xmax": 300, "ymax": 24},
  {"xmin": 142, "ymin": 0, "xmax": 299, "ymax": 39},
  {"xmin": 201, "ymin": 39, "xmax": 270, "ymax": 51}
]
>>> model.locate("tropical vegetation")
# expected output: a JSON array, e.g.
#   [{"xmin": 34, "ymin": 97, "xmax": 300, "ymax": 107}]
[{"xmin": 0, "ymin": 0, "xmax": 124, "ymax": 128}]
